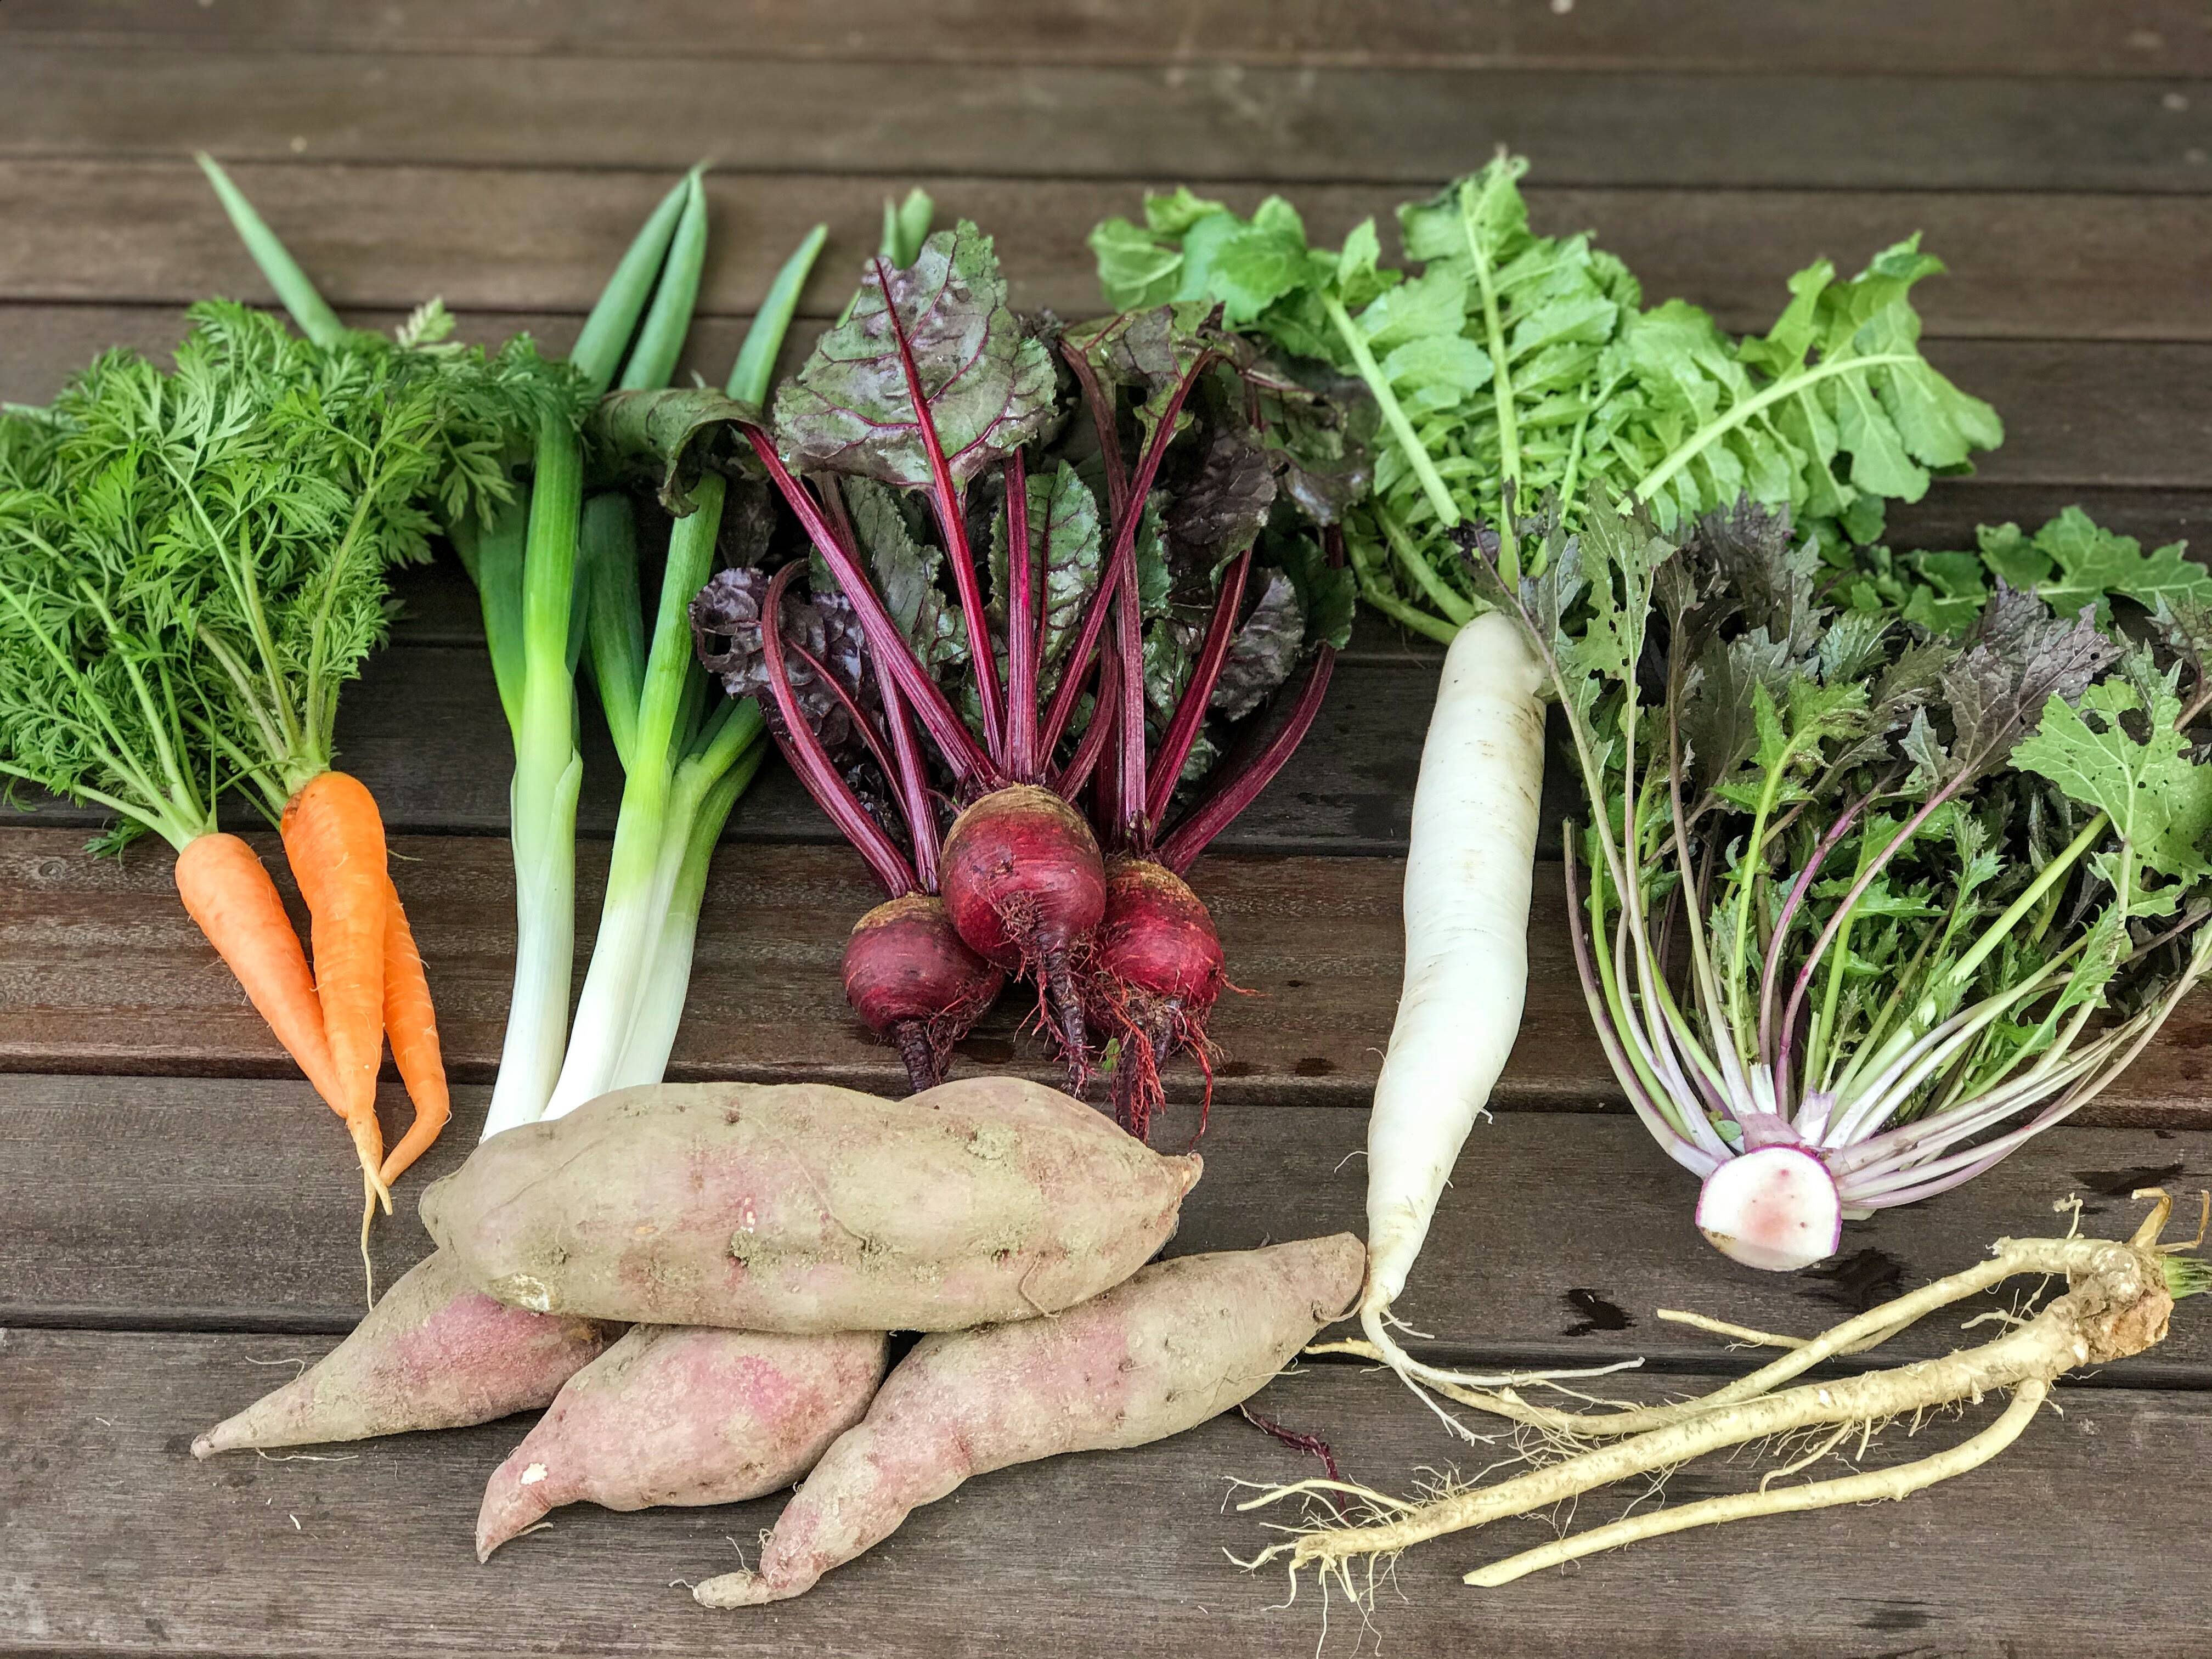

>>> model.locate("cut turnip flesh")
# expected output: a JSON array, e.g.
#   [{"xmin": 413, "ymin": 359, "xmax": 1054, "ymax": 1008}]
[{"xmin": 1696, "ymin": 1146, "xmax": 1842, "ymax": 1272}]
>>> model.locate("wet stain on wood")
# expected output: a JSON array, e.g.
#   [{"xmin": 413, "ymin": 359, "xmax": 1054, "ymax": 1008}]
[
  {"xmin": 1802, "ymin": 1246, "xmax": 1906, "ymax": 1313},
  {"xmin": 2073, "ymin": 1161, "xmax": 2186, "ymax": 1196},
  {"xmin": 1561, "ymin": 1287, "xmax": 1633, "ymax": 1336}
]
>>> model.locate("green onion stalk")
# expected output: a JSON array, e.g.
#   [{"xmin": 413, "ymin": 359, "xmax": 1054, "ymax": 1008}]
[
  {"xmin": 539, "ymin": 219, "xmax": 828, "ymax": 1116},
  {"xmin": 198, "ymin": 159, "xmax": 815, "ymax": 1137}
]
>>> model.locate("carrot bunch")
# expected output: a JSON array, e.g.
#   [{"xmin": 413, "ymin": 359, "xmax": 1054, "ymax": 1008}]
[{"xmin": 0, "ymin": 300, "xmax": 579, "ymax": 1220}]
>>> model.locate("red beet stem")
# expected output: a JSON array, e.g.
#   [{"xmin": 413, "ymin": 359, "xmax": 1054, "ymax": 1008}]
[
  {"xmin": 1048, "ymin": 646, "xmax": 1118, "ymax": 800},
  {"xmin": 1155, "ymin": 527, "xmax": 1347, "ymax": 876},
  {"xmin": 1111, "ymin": 538, "xmax": 1148, "ymax": 850},
  {"xmin": 786, "ymin": 636, "xmax": 897, "ymax": 785},
  {"xmin": 871, "ymin": 655, "xmax": 941, "ymax": 892},
  {"xmin": 1003, "ymin": 447, "xmax": 1040, "ymax": 782},
  {"xmin": 939, "ymin": 784, "xmax": 1107, "ymax": 1059},
  {"xmin": 1157, "ymin": 640, "xmax": 1335, "ymax": 877},
  {"xmin": 843, "ymin": 893, "xmax": 1003, "ymax": 1093},
  {"xmin": 876, "ymin": 254, "xmax": 1005, "ymax": 761},
  {"xmin": 744, "ymin": 425, "xmax": 998, "ymax": 788},
  {"xmin": 759, "ymin": 563, "xmax": 916, "ymax": 898},
  {"xmin": 1060, "ymin": 342, "xmax": 1130, "ymax": 523},
  {"xmin": 1146, "ymin": 548, "xmax": 1251, "ymax": 827},
  {"xmin": 1037, "ymin": 352, "xmax": 1214, "ymax": 758}
]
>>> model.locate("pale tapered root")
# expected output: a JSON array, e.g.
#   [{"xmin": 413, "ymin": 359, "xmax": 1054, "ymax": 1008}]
[
  {"xmin": 1462, "ymin": 1380, "xmax": 2047, "ymax": 1587},
  {"xmin": 1324, "ymin": 1307, "xmax": 1649, "ymax": 1448},
  {"xmin": 1240, "ymin": 1208, "xmax": 2190, "ymax": 1594}
]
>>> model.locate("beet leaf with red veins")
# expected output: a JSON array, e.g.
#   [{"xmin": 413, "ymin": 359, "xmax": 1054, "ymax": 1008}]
[{"xmin": 682, "ymin": 225, "xmax": 1365, "ymax": 1128}]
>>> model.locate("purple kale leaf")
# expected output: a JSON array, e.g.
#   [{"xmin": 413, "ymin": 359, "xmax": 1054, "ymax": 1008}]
[
  {"xmin": 1210, "ymin": 567, "xmax": 1305, "ymax": 720},
  {"xmin": 1165, "ymin": 423, "xmax": 1275, "ymax": 574},
  {"xmin": 691, "ymin": 566, "xmax": 876, "ymax": 751}
]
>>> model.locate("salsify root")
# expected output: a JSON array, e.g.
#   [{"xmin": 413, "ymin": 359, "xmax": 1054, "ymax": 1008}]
[{"xmin": 1245, "ymin": 1192, "xmax": 2207, "ymax": 1595}]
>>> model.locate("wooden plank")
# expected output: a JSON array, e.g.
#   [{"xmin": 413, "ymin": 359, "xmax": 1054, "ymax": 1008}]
[
  {"xmin": 8, "ymin": 165, "xmax": 2207, "ymax": 343},
  {"xmin": 6, "ymin": 826, "xmax": 2212, "ymax": 1127},
  {"xmin": 8, "ymin": 310, "xmax": 2208, "ymax": 496},
  {"xmin": 359, "ymin": 494, "xmax": 2212, "ymax": 657},
  {"xmin": 8, "ymin": 1067, "xmax": 2210, "ymax": 1385},
  {"xmin": 0, "ymin": 831, "xmax": 1593, "ymax": 1106},
  {"xmin": 4, "ymin": 50, "xmax": 2208, "ymax": 192},
  {"xmin": 0, "ymin": 648, "xmax": 1472, "ymax": 855},
  {"xmin": 4, "ymin": 0, "xmax": 2207, "ymax": 77},
  {"xmin": 6, "ymin": 1328, "xmax": 2211, "ymax": 1658}
]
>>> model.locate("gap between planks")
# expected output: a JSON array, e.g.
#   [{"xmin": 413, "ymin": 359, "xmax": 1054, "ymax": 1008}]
[
  {"xmin": 2, "ymin": 0, "xmax": 2208, "ymax": 78},
  {"xmin": 1, "ymin": 50, "xmax": 2207, "ymax": 193}
]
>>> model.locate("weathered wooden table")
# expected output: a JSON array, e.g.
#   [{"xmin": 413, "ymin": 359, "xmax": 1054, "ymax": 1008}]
[{"xmin": 4, "ymin": 5, "xmax": 2211, "ymax": 1654}]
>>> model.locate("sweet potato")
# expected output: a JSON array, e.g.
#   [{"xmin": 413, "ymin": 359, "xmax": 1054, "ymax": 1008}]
[
  {"xmin": 693, "ymin": 1233, "xmax": 1365, "ymax": 1607},
  {"xmin": 191, "ymin": 1251, "xmax": 619, "ymax": 1458},
  {"xmin": 421, "ymin": 1077, "xmax": 1202, "ymax": 1332},
  {"xmin": 476, "ymin": 1325, "xmax": 888, "ymax": 1560}
]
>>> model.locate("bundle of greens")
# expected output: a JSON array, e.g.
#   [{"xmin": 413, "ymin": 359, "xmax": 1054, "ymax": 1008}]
[
  {"xmin": 689, "ymin": 221, "xmax": 1359, "ymax": 1130},
  {"xmin": 1475, "ymin": 490, "xmax": 2212, "ymax": 1270},
  {"xmin": 1092, "ymin": 152, "xmax": 2006, "ymax": 1387},
  {"xmin": 1093, "ymin": 152, "xmax": 2001, "ymax": 644},
  {"xmin": 1847, "ymin": 505, "xmax": 2212, "ymax": 635},
  {"xmin": 0, "ymin": 296, "xmax": 574, "ymax": 1218},
  {"xmin": 201, "ymin": 161, "xmax": 805, "ymax": 1138}
]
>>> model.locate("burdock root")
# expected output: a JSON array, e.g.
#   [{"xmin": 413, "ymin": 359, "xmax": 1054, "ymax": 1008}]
[{"xmin": 1243, "ymin": 1189, "xmax": 2209, "ymax": 1594}]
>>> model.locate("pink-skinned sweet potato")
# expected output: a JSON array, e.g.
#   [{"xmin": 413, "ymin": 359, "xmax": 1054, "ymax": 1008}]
[
  {"xmin": 191, "ymin": 1251, "xmax": 620, "ymax": 1458},
  {"xmin": 420, "ymin": 1077, "xmax": 1201, "ymax": 1333},
  {"xmin": 476, "ymin": 1325, "xmax": 888, "ymax": 1560},
  {"xmin": 692, "ymin": 1233, "xmax": 1365, "ymax": 1607}
]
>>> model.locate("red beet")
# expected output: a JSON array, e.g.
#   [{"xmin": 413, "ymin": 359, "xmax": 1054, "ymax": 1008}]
[
  {"xmin": 1089, "ymin": 857, "xmax": 1227, "ymax": 1141},
  {"xmin": 939, "ymin": 783, "xmax": 1107, "ymax": 1059},
  {"xmin": 843, "ymin": 893, "xmax": 1005, "ymax": 1093}
]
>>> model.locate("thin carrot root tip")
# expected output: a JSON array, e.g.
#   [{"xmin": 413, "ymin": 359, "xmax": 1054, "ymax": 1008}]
[{"xmin": 1249, "ymin": 1206, "xmax": 2193, "ymax": 1598}]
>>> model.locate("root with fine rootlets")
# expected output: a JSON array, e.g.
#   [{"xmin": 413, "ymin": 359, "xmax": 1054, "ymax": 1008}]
[
  {"xmin": 1240, "ymin": 1191, "xmax": 2208, "ymax": 1598},
  {"xmin": 1096, "ymin": 990, "xmax": 1217, "ymax": 1144}
]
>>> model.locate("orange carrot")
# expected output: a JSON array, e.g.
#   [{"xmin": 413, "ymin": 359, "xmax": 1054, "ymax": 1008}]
[
  {"xmin": 377, "ymin": 878, "xmax": 450, "ymax": 1186},
  {"xmin": 172, "ymin": 832, "xmax": 343, "ymax": 1109},
  {"xmin": 280, "ymin": 770, "xmax": 391, "ymax": 1204}
]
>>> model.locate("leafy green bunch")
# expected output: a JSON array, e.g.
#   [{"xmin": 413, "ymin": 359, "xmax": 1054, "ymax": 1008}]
[
  {"xmin": 1846, "ymin": 505, "xmax": 2212, "ymax": 635},
  {"xmin": 697, "ymin": 222, "xmax": 1358, "ymax": 847},
  {"xmin": 0, "ymin": 300, "xmax": 580, "ymax": 844},
  {"xmin": 1094, "ymin": 155, "xmax": 2002, "ymax": 642},
  {"xmin": 1473, "ymin": 489, "xmax": 2212, "ymax": 1210}
]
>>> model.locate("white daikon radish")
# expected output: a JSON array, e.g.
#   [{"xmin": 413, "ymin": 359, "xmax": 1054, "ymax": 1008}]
[{"xmin": 1358, "ymin": 611, "xmax": 1553, "ymax": 1395}]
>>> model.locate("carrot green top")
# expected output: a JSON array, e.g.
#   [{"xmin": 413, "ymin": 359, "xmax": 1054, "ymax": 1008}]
[{"xmin": 0, "ymin": 300, "xmax": 583, "ymax": 842}]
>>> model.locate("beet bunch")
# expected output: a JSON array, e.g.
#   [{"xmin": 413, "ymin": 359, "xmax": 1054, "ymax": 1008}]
[{"xmin": 690, "ymin": 219, "xmax": 1364, "ymax": 1132}]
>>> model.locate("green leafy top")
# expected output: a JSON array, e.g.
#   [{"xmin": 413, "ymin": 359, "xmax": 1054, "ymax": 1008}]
[
  {"xmin": 1846, "ymin": 507, "xmax": 2212, "ymax": 635},
  {"xmin": 775, "ymin": 220, "xmax": 1057, "ymax": 489},
  {"xmin": 1093, "ymin": 155, "xmax": 2001, "ymax": 643},
  {"xmin": 0, "ymin": 302, "xmax": 570, "ymax": 832},
  {"xmin": 1471, "ymin": 487, "xmax": 2212, "ymax": 1205}
]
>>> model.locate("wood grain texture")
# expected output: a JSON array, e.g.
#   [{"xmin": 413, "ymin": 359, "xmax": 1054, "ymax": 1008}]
[
  {"xmin": 0, "ymin": 647, "xmax": 1473, "ymax": 854},
  {"xmin": 0, "ymin": 831, "xmax": 1593, "ymax": 1107},
  {"xmin": 8, "ymin": 165, "xmax": 2208, "ymax": 342},
  {"xmin": 6, "ymin": 1327, "xmax": 2211, "ymax": 1658},
  {"xmin": 4, "ymin": 0, "xmax": 2207, "ymax": 76},
  {"xmin": 7, "ymin": 827, "xmax": 2212, "ymax": 1125},
  {"xmin": 3, "ymin": 50, "xmax": 2208, "ymax": 191},
  {"xmin": 7, "ymin": 1067, "xmax": 2210, "ymax": 1385}
]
